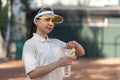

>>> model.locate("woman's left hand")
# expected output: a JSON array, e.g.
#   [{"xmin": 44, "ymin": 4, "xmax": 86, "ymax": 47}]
[{"xmin": 65, "ymin": 41, "xmax": 77, "ymax": 49}]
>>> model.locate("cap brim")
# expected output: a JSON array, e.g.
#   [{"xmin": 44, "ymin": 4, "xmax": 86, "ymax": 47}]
[{"xmin": 53, "ymin": 15, "xmax": 64, "ymax": 24}]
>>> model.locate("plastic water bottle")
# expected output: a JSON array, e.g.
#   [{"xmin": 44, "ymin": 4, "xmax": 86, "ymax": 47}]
[
  {"xmin": 62, "ymin": 65, "xmax": 71, "ymax": 78},
  {"xmin": 62, "ymin": 48, "xmax": 71, "ymax": 78}
]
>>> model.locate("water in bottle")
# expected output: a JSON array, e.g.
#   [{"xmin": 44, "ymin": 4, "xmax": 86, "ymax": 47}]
[
  {"xmin": 62, "ymin": 48, "xmax": 71, "ymax": 78},
  {"xmin": 62, "ymin": 65, "xmax": 71, "ymax": 78}
]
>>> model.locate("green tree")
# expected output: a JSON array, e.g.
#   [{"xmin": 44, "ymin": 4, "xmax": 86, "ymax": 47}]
[
  {"xmin": 0, "ymin": 0, "xmax": 8, "ymax": 37},
  {"xmin": 0, "ymin": 0, "xmax": 9, "ymax": 59},
  {"xmin": 20, "ymin": 0, "xmax": 30, "ymax": 11},
  {"xmin": 0, "ymin": 0, "xmax": 15, "ymax": 59}
]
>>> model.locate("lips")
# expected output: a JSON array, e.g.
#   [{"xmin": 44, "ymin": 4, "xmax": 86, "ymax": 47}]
[{"xmin": 47, "ymin": 26, "xmax": 53, "ymax": 31}]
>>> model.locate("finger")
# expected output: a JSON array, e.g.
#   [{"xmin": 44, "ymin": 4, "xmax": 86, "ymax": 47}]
[
  {"xmin": 67, "ymin": 56, "xmax": 77, "ymax": 60},
  {"xmin": 67, "ymin": 62, "xmax": 72, "ymax": 65}
]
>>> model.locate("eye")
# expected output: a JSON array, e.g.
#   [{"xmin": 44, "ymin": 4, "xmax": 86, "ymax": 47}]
[
  {"xmin": 45, "ymin": 18, "xmax": 51, "ymax": 22},
  {"xmin": 52, "ymin": 18, "xmax": 55, "ymax": 22}
]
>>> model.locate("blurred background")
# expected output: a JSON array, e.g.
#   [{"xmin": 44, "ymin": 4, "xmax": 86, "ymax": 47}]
[
  {"xmin": 0, "ymin": 0, "xmax": 120, "ymax": 60},
  {"xmin": 0, "ymin": 0, "xmax": 120, "ymax": 80}
]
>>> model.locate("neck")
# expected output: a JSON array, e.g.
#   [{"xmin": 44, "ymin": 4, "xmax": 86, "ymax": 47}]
[{"xmin": 36, "ymin": 31, "xmax": 47, "ymax": 39}]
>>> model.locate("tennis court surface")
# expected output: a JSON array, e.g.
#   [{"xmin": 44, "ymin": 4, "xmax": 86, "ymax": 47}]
[{"xmin": 0, "ymin": 58, "xmax": 120, "ymax": 80}]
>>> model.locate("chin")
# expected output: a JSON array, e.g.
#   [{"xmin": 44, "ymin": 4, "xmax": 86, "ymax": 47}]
[
  {"xmin": 47, "ymin": 29, "xmax": 52, "ymax": 33},
  {"xmin": 46, "ymin": 31, "xmax": 51, "ymax": 34}
]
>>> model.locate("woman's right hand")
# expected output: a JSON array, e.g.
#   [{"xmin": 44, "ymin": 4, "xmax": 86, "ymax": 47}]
[{"xmin": 57, "ymin": 56, "xmax": 73, "ymax": 67}]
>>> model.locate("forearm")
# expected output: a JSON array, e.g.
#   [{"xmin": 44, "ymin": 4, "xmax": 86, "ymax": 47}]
[
  {"xmin": 66, "ymin": 41, "xmax": 85, "ymax": 56},
  {"xmin": 28, "ymin": 61, "xmax": 60, "ymax": 79},
  {"xmin": 75, "ymin": 43, "xmax": 85, "ymax": 56}
]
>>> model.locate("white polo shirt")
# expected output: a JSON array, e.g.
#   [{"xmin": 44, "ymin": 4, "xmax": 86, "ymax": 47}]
[{"xmin": 22, "ymin": 33, "xmax": 75, "ymax": 80}]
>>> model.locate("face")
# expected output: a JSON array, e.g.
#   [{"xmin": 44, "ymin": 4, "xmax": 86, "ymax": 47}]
[{"xmin": 35, "ymin": 14, "xmax": 55, "ymax": 36}]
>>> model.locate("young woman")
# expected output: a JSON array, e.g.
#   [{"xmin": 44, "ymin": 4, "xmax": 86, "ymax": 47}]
[{"xmin": 22, "ymin": 5, "xmax": 85, "ymax": 80}]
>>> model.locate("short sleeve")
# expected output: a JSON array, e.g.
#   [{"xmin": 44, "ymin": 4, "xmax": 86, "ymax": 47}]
[{"xmin": 22, "ymin": 42, "xmax": 39, "ymax": 74}]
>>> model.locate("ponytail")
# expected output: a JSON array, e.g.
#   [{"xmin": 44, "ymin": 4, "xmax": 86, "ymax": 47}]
[{"xmin": 29, "ymin": 8, "xmax": 41, "ymax": 38}]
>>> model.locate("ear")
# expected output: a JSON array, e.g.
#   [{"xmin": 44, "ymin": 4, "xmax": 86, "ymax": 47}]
[{"xmin": 34, "ymin": 19, "xmax": 38, "ymax": 25}]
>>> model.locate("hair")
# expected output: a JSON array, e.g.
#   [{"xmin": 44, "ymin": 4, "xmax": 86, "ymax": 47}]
[
  {"xmin": 29, "ymin": 8, "xmax": 41, "ymax": 38},
  {"xmin": 38, "ymin": 6, "xmax": 52, "ymax": 13}
]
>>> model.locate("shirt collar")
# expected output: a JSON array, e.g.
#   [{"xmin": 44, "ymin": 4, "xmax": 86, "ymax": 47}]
[{"xmin": 33, "ymin": 33, "xmax": 50, "ymax": 42}]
